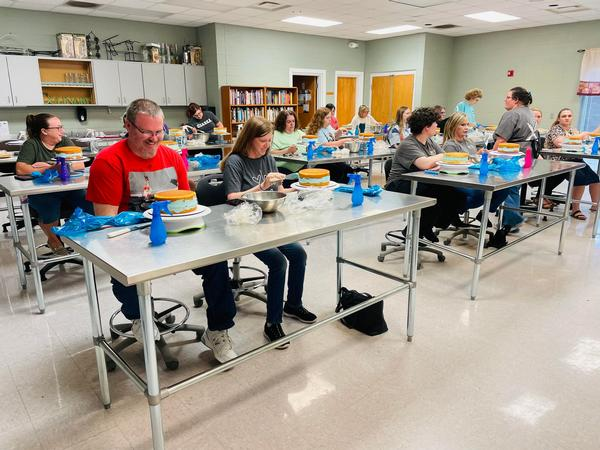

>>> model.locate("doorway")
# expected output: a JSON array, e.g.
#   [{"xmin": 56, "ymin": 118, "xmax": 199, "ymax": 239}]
[
  {"xmin": 293, "ymin": 75, "xmax": 317, "ymax": 129},
  {"xmin": 335, "ymin": 71, "xmax": 364, "ymax": 127},
  {"xmin": 370, "ymin": 72, "xmax": 415, "ymax": 124},
  {"xmin": 289, "ymin": 68, "xmax": 326, "ymax": 129}
]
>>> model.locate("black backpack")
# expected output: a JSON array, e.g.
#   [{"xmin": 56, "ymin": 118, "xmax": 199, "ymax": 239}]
[{"xmin": 335, "ymin": 287, "xmax": 388, "ymax": 336}]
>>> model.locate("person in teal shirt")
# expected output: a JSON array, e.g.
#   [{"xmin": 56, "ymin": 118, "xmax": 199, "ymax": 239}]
[
  {"xmin": 271, "ymin": 110, "xmax": 306, "ymax": 174},
  {"xmin": 455, "ymin": 88, "xmax": 483, "ymax": 126}
]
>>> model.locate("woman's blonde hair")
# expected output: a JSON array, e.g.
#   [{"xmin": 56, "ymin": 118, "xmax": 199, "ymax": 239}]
[
  {"xmin": 442, "ymin": 112, "xmax": 468, "ymax": 144},
  {"xmin": 220, "ymin": 116, "xmax": 273, "ymax": 170},
  {"xmin": 306, "ymin": 107, "xmax": 331, "ymax": 135},
  {"xmin": 395, "ymin": 106, "xmax": 410, "ymax": 128},
  {"xmin": 358, "ymin": 105, "xmax": 369, "ymax": 117},
  {"xmin": 464, "ymin": 88, "xmax": 483, "ymax": 101}
]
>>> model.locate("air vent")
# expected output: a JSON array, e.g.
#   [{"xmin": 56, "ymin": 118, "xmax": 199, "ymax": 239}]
[
  {"xmin": 432, "ymin": 24, "xmax": 460, "ymax": 29},
  {"xmin": 253, "ymin": 1, "xmax": 288, "ymax": 10},
  {"xmin": 65, "ymin": 0, "xmax": 101, "ymax": 7},
  {"xmin": 546, "ymin": 4, "xmax": 590, "ymax": 14}
]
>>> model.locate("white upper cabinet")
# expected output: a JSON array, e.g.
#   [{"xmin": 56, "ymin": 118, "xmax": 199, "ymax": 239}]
[
  {"xmin": 0, "ymin": 57, "xmax": 13, "ymax": 107},
  {"xmin": 118, "ymin": 61, "xmax": 144, "ymax": 106},
  {"xmin": 92, "ymin": 60, "xmax": 121, "ymax": 106},
  {"xmin": 164, "ymin": 64, "xmax": 186, "ymax": 106},
  {"xmin": 141, "ymin": 63, "xmax": 166, "ymax": 106},
  {"xmin": 184, "ymin": 65, "xmax": 207, "ymax": 105},
  {"xmin": 6, "ymin": 56, "xmax": 43, "ymax": 106}
]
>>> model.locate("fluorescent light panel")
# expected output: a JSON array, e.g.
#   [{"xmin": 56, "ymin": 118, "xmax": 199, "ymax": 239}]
[
  {"xmin": 464, "ymin": 11, "xmax": 520, "ymax": 23},
  {"xmin": 367, "ymin": 25, "xmax": 421, "ymax": 35},
  {"xmin": 282, "ymin": 16, "xmax": 341, "ymax": 27}
]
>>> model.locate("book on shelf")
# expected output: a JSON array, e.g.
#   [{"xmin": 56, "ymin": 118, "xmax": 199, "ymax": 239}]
[
  {"xmin": 229, "ymin": 88, "xmax": 264, "ymax": 105},
  {"xmin": 266, "ymin": 106, "xmax": 291, "ymax": 121},
  {"xmin": 266, "ymin": 89, "xmax": 293, "ymax": 105},
  {"xmin": 231, "ymin": 106, "xmax": 265, "ymax": 123}
]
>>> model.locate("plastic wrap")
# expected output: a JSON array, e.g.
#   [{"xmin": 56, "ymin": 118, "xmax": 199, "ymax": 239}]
[
  {"xmin": 52, "ymin": 207, "xmax": 146, "ymax": 237},
  {"xmin": 224, "ymin": 202, "xmax": 263, "ymax": 225},
  {"xmin": 470, "ymin": 156, "xmax": 522, "ymax": 173},
  {"xmin": 32, "ymin": 169, "xmax": 59, "ymax": 184},
  {"xmin": 281, "ymin": 190, "xmax": 333, "ymax": 214},
  {"xmin": 188, "ymin": 154, "xmax": 221, "ymax": 170}
]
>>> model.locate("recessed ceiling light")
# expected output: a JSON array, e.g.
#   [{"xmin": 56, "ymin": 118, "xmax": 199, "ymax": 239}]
[
  {"xmin": 282, "ymin": 16, "xmax": 341, "ymax": 27},
  {"xmin": 464, "ymin": 11, "xmax": 521, "ymax": 22},
  {"xmin": 366, "ymin": 25, "xmax": 421, "ymax": 35}
]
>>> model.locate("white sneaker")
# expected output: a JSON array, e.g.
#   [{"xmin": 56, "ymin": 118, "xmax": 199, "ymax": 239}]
[
  {"xmin": 131, "ymin": 319, "xmax": 160, "ymax": 342},
  {"xmin": 201, "ymin": 329, "xmax": 237, "ymax": 363}
]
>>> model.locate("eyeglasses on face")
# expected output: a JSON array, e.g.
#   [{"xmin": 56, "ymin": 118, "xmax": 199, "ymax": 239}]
[
  {"xmin": 45, "ymin": 126, "xmax": 64, "ymax": 130},
  {"xmin": 129, "ymin": 120, "xmax": 164, "ymax": 138}
]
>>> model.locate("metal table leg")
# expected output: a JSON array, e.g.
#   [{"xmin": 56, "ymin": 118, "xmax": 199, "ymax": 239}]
[
  {"xmin": 536, "ymin": 177, "xmax": 546, "ymax": 227},
  {"xmin": 5, "ymin": 195, "xmax": 27, "ymax": 289},
  {"xmin": 137, "ymin": 281, "xmax": 165, "ymax": 450},
  {"xmin": 367, "ymin": 159, "xmax": 373, "ymax": 187},
  {"xmin": 82, "ymin": 259, "xmax": 111, "ymax": 408},
  {"xmin": 20, "ymin": 199, "xmax": 45, "ymax": 313},
  {"xmin": 470, "ymin": 191, "xmax": 492, "ymax": 300},
  {"xmin": 403, "ymin": 181, "xmax": 418, "ymax": 277},
  {"xmin": 336, "ymin": 230, "xmax": 343, "ymax": 301},
  {"xmin": 593, "ymin": 162, "xmax": 600, "ymax": 238},
  {"xmin": 406, "ymin": 209, "xmax": 421, "ymax": 342},
  {"xmin": 558, "ymin": 170, "xmax": 576, "ymax": 255}
]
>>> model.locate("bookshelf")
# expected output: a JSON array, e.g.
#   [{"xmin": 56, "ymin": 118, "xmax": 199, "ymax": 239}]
[{"xmin": 221, "ymin": 85, "xmax": 298, "ymax": 136}]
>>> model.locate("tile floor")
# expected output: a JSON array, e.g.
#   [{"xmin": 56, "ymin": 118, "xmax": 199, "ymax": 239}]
[{"xmin": 1, "ymin": 180, "xmax": 599, "ymax": 450}]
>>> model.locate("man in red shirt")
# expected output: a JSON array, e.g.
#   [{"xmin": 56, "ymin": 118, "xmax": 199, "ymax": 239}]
[{"xmin": 87, "ymin": 99, "xmax": 237, "ymax": 363}]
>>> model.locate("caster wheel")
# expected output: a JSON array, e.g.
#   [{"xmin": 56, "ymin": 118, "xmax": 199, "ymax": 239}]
[
  {"xmin": 443, "ymin": 239, "xmax": 451, "ymax": 245},
  {"xmin": 196, "ymin": 331, "xmax": 203, "ymax": 340},
  {"xmin": 380, "ymin": 244, "xmax": 386, "ymax": 251},
  {"xmin": 106, "ymin": 358, "xmax": 116, "ymax": 372},
  {"xmin": 165, "ymin": 315, "xmax": 175, "ymax": 324},
  {"xmin": 24, "ymin": 263, "xmax": 31, "ymax": 273},
  {"xmin": 437, "ymin": 255, "xmax": 446, "ymax": 262},
  {"xmin": 110, "ymin": 330, "xmax": 119, "ymax": 340},
  {"xmin": 417, "ymin": 262, "xmax": 422, "ymax": 270},
  {"xmin": 193, "ymin": 296, "xmax": 203, "ymax": 308},
  {"xmin": 377, "ymin": 256, "xmax": 384, "ymax": 262},
  {"xmin": 166, "ymin": 360, "xmax": 179, "ymax": 371}
]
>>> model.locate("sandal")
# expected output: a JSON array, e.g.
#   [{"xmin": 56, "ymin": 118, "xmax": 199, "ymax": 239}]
[
  {"xmin": 570, "ymin": 209, "xmax": 587, "ymax": 220},
  {"xmin": 542, "ymin": 199, "xmax": 556, "ymax": 210}
]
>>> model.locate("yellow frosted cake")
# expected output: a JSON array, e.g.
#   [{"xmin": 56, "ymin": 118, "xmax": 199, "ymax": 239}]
[
  {"xmin": 563, "ymin": 135, "xmax": 582, "ymax": 146},
  {"xmin": 55, "ymin": 146, "xmax": 83, "ymax": 160},
  {"xmin": 213, "ymin": 127, "xmax": 227, "ymax": 135},
  {"xmin": 497, "ymin": 143, "xmax": 520, "ymax": 154},
  {"xmin": 154, "ymin": 190, "xmax": 198, "ymax": 214},
  {"xmin": 299, "ymin": 168, "xmax": 330, "ymax": 187},
  {"xmin": 443, "ymin": 152, "xmax": 469, "ymax": 165}
]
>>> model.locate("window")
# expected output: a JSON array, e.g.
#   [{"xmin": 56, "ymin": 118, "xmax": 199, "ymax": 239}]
[{"xmin": 579, "ymin": 96, "xmax": 600, "ymax": 131}]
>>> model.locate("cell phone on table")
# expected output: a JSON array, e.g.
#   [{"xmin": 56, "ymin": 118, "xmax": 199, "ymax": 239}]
[{"xmin": 14, "ymin": 174, "xmax": 34, "ymax": 181}]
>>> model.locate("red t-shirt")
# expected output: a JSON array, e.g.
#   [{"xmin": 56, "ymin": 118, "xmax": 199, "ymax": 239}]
[
  {"xmin": 330, "ymin": 115, "xmax": 339, "ymax": 130},
  {"xmin": 86, "ymin": 139, "xmax": 190, "ymax": 212}
]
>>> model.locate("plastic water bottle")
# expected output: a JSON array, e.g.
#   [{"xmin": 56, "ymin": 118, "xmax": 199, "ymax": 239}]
[
  {"xmin": 480, "ymin": 152, "xmax": 489, "ymax": 176},
  {"xmin": 149, "ymin": 200, "xmax": 171, "ymax": 246},
  {"xmin": 347, "ymin": 173, "xmax": 363, "ymax": 207},
  {"xmin": 181, "ymin": 147, "xmax": 189, "ymax": 170},
  {"xmin": 355, "ymin": 125, "xmax": 360, "ymax": 136},
  {"xmin": 592, "ymin": 137, "xmax": 599, "ymax": 155},
  {"xmin": 523, "ymin": 147, "xmax": 533, "ymax": 169},
  {"xmin": 307, "ymin": 141, "xmax": 314, "ymax": 160},
  {"xmin": 367, "ymin": 138, "xmax": 375, "ymax": 155}
]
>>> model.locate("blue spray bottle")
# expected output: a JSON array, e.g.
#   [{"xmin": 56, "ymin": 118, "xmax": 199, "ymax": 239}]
[
  {"xmin": 307, "ymin": 141, "xmax": 315, "ymax": 160},
  {"xmin": 56, "ymin": 156, "xmax": 70, "ymax": 181},
  {"xmin": 367, "ymin": 137, "xmax": 375, "ymax": 155},
  {"xmin": 479, "ymin": 152, "xmax": 489, "ymax": 176},
  {"xmin": 149, "ymin": 200, "xmax": 171, "ymax": 246},
  {"xmin": 592, "ymin": 136, "xmax": 599, "ymax": 155},
  {"xmin": 347, "ymin": 173, "xmax": 363, "ymax": 207},
  {"xmin": 355, "ymin": 125, "xmax": 360, "ymax": 136}
]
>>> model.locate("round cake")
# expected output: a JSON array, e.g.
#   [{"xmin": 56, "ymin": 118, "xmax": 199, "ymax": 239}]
[
  {"xmin": 55, "ymin": 146, "xmax": 83, "ymax": 160},
  {"xmin": 213, "ymin": 127, "xmax": 227, "ymax": 135},
  {"xmin": 299, "ymin": 168, "xmax": 330, "ymax": 187},
  {"xmin": 160, "ymin": 140, "xmax": 180, "ymax": 151},
  {"xmin": 564, "ymin": 135, "xmax": 582, "ymax": 146},
  {"xmin": 443, "ymin": 152, "xmax": 469, "ymax": 165},
  {"xmin": 497, "ymin": 143, "xmax": 520, "ymax": 153},
  {"xmin": 154, "ymin": 190, "xmax": 198, "ymax": 214}
]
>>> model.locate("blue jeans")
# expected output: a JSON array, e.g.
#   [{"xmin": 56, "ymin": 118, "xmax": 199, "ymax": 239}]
[
  {"xmin": 28, "ymin": 190, "xmax": 92, "ymax": 223},
  {"xmin": 457, "ymin": 188, "xmax": 510, "ymax": 213},
  {"xmin": 501, "ymin": 186, "xmax": 524, "ymax": 228},
  {"xmin": 112, "ymin": 261, "xmax": 236, "ymax": 331},
  {"xmin": 254, "ymin": 243, "xmax": 306, "ymax": 324}
]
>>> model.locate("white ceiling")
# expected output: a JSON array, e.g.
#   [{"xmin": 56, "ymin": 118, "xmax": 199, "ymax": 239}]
[{"xmin": 4, "ymin": 0, "xmax": 600, "ymax": 40}]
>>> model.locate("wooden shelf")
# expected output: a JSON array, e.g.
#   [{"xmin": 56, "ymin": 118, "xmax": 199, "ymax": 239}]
[
  {"xmin": 229, "ymin": 104, "xmax": 263, "ymax": 107},
  {"xmin": 38, "ymin": 59, "xmax": 95, "ymax": 104},
  {"xmin": 42, "ymin": 83, "xmax": 94, "ymax": 89},
  {"xmin": 266, "ymin": 103, "xmax": 297, "ymax": 106}
]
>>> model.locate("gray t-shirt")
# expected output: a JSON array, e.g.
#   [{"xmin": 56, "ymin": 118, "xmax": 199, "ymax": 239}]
[
  {"xmin": 387, "ymin": 135, "xmax": 443, "ymax": 184},
  {"xmin": 223, "ymin": 153, "xmax": 278, "ymax": 194},
  {"xmin": 494, "ymin": 106, "xmax": 536, "ymax": 146},
  {"xmin": 442, "ymin": 138, "xmax": 477, "ymax": 156}
]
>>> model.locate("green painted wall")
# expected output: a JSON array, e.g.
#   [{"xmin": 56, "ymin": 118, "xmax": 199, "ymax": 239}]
[
  {"xmin": 0, "ymin": 7, "xmax": 197, "ymax": 133},
  {"xmin": 363, "ymin": 33, "xmax": 426, "ymax": 108},
  {"xmin": 421, "ymin": 34, "xmax": 454, "ymax": 109},
  {"xmin": 447, "ymin": 20, "xmax": 600, "ymax": 128}
]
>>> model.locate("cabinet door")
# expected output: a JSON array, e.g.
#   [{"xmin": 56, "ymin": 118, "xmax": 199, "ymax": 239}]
[
  {"xmin": 141, "ymin": 63, "xmax": 166, "ymax": 105},
  {"xmin": 118, "ymin": 62, "xmax": 144, "ymax": 106},
  {"xmin": 0, "ymin": 56, "xmax": 13, "ymax": 107},
  {"xmin": 6, "ymin": 56, "xmax": 43, "ymax": 106},
  {"xmin": 184, "ymin": 65, "xmax": 207, "ymax": 105},
  {"xmin": 92, "ymin": 60, "xmax": 122, "ymax": 106},
  {"xmin": 164, "ymin": 64, "xmax": 186, "ymax": 106}
]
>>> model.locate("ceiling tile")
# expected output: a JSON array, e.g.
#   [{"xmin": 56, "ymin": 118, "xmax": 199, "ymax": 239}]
[{"xmin": 147, "ymin": 3, "xmax": 189, "ymax": 13}]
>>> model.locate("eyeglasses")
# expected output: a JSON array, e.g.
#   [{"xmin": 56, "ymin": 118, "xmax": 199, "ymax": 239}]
[
  {"xmin": 129, "ymin": 120, "xmax": 164, "ymax": 138},
  {"xmin": 45, "ymin": 126, "xmax": 64, "ymax": 130}
]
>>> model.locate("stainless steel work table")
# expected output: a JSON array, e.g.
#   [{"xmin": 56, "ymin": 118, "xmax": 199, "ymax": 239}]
[
  {"xmin": 274, "ymin": 146, "xmax": 394, "ymax": 187},
  {"xmin": 63, "ymin": 191, "xmax": 434, "ymax": 450},
  {"xmin": 541, "ymin": 147, "xmax": 599, "ymax": 238},
  {"xmin": 0, "ymin": 168, "xmax": 222, "ymax": 313},
  {"xmin": 399, "ymin": 159, "xmax": 584, "ymax": 300}
]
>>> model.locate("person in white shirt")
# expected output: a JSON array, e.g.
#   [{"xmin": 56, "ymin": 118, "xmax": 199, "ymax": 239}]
[{"xmin": 350, "ymin": 105, "xmax": 380, "ymax": 133}]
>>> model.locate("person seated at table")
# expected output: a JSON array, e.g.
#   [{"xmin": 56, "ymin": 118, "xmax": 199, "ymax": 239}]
[
  {"xmin": 221, "ymin": 116, "xmax": 317, "ymax": 348},
  {"xmin": 271, "ymin": 110, "xmax": 306, "ymax": 183},
  {"xmin": 306, "ymin": 107, "xmax": 354, "ymax": 183},
  {"xmin": 434, "ymin": 105, "xmax": 450, "ymax": 133},
  {"xmin": 455, "ymin": 88, "xmax": 482, "ymax": 127},
  {"xmin": 442, "ymin": 112, "xmax": 509, "ymax": 222},
  {"xmin": 185, "ymin": 103, "xmax": 223, "ymax": 139},
  {"xmin": 16, "ymin": 113, "xmax": 92, "ymax": 256},
  {"xmin": 545, "ymin": 108, "xmax": 599, "ymax": 220},
  {"xmin": 325, "ymin": 103, "xmax": 339, "ymax": 130},
  {"xmin": 350, "ymin": 105, "xmax": 380, "ymax": 134},
  {"xmin": 492, "ymin": 86, "xmax": 537, "ymax": 232},
  {"xmin": 387, "ymin": 106, "xmax": 411, "ymax": 148},
  {"xmin": 385, "ymin": 107, "xmax": 466, "ymax": 242},
  {"xmin": 87, "ymin": 98, "xmax": 238, "ymax": 363}
]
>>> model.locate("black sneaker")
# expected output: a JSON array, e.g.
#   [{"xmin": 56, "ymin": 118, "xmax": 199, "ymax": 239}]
[
  {"xmin": 264, "ymin": 323, "xmax": 290, "ymax": 349},
  {"xmin": 283, "ymin": 305, "xmax": 317, "ymax": 323}
]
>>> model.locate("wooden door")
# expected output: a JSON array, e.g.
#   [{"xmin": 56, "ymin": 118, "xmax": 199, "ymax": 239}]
[
  {"xmin": 293, "ymin": 75, "xmax": 317, "ymax": 129},
  {"xmin": 392, "ymin": 74, "xmax": 414, "ymax": 110},
  {"xmin": 370, "ymin": 75, "xmax": 392, "ymax": 123},
  {"xmin": 336, "ymin": 76, "xmax": 356, "ymax": 127}
]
